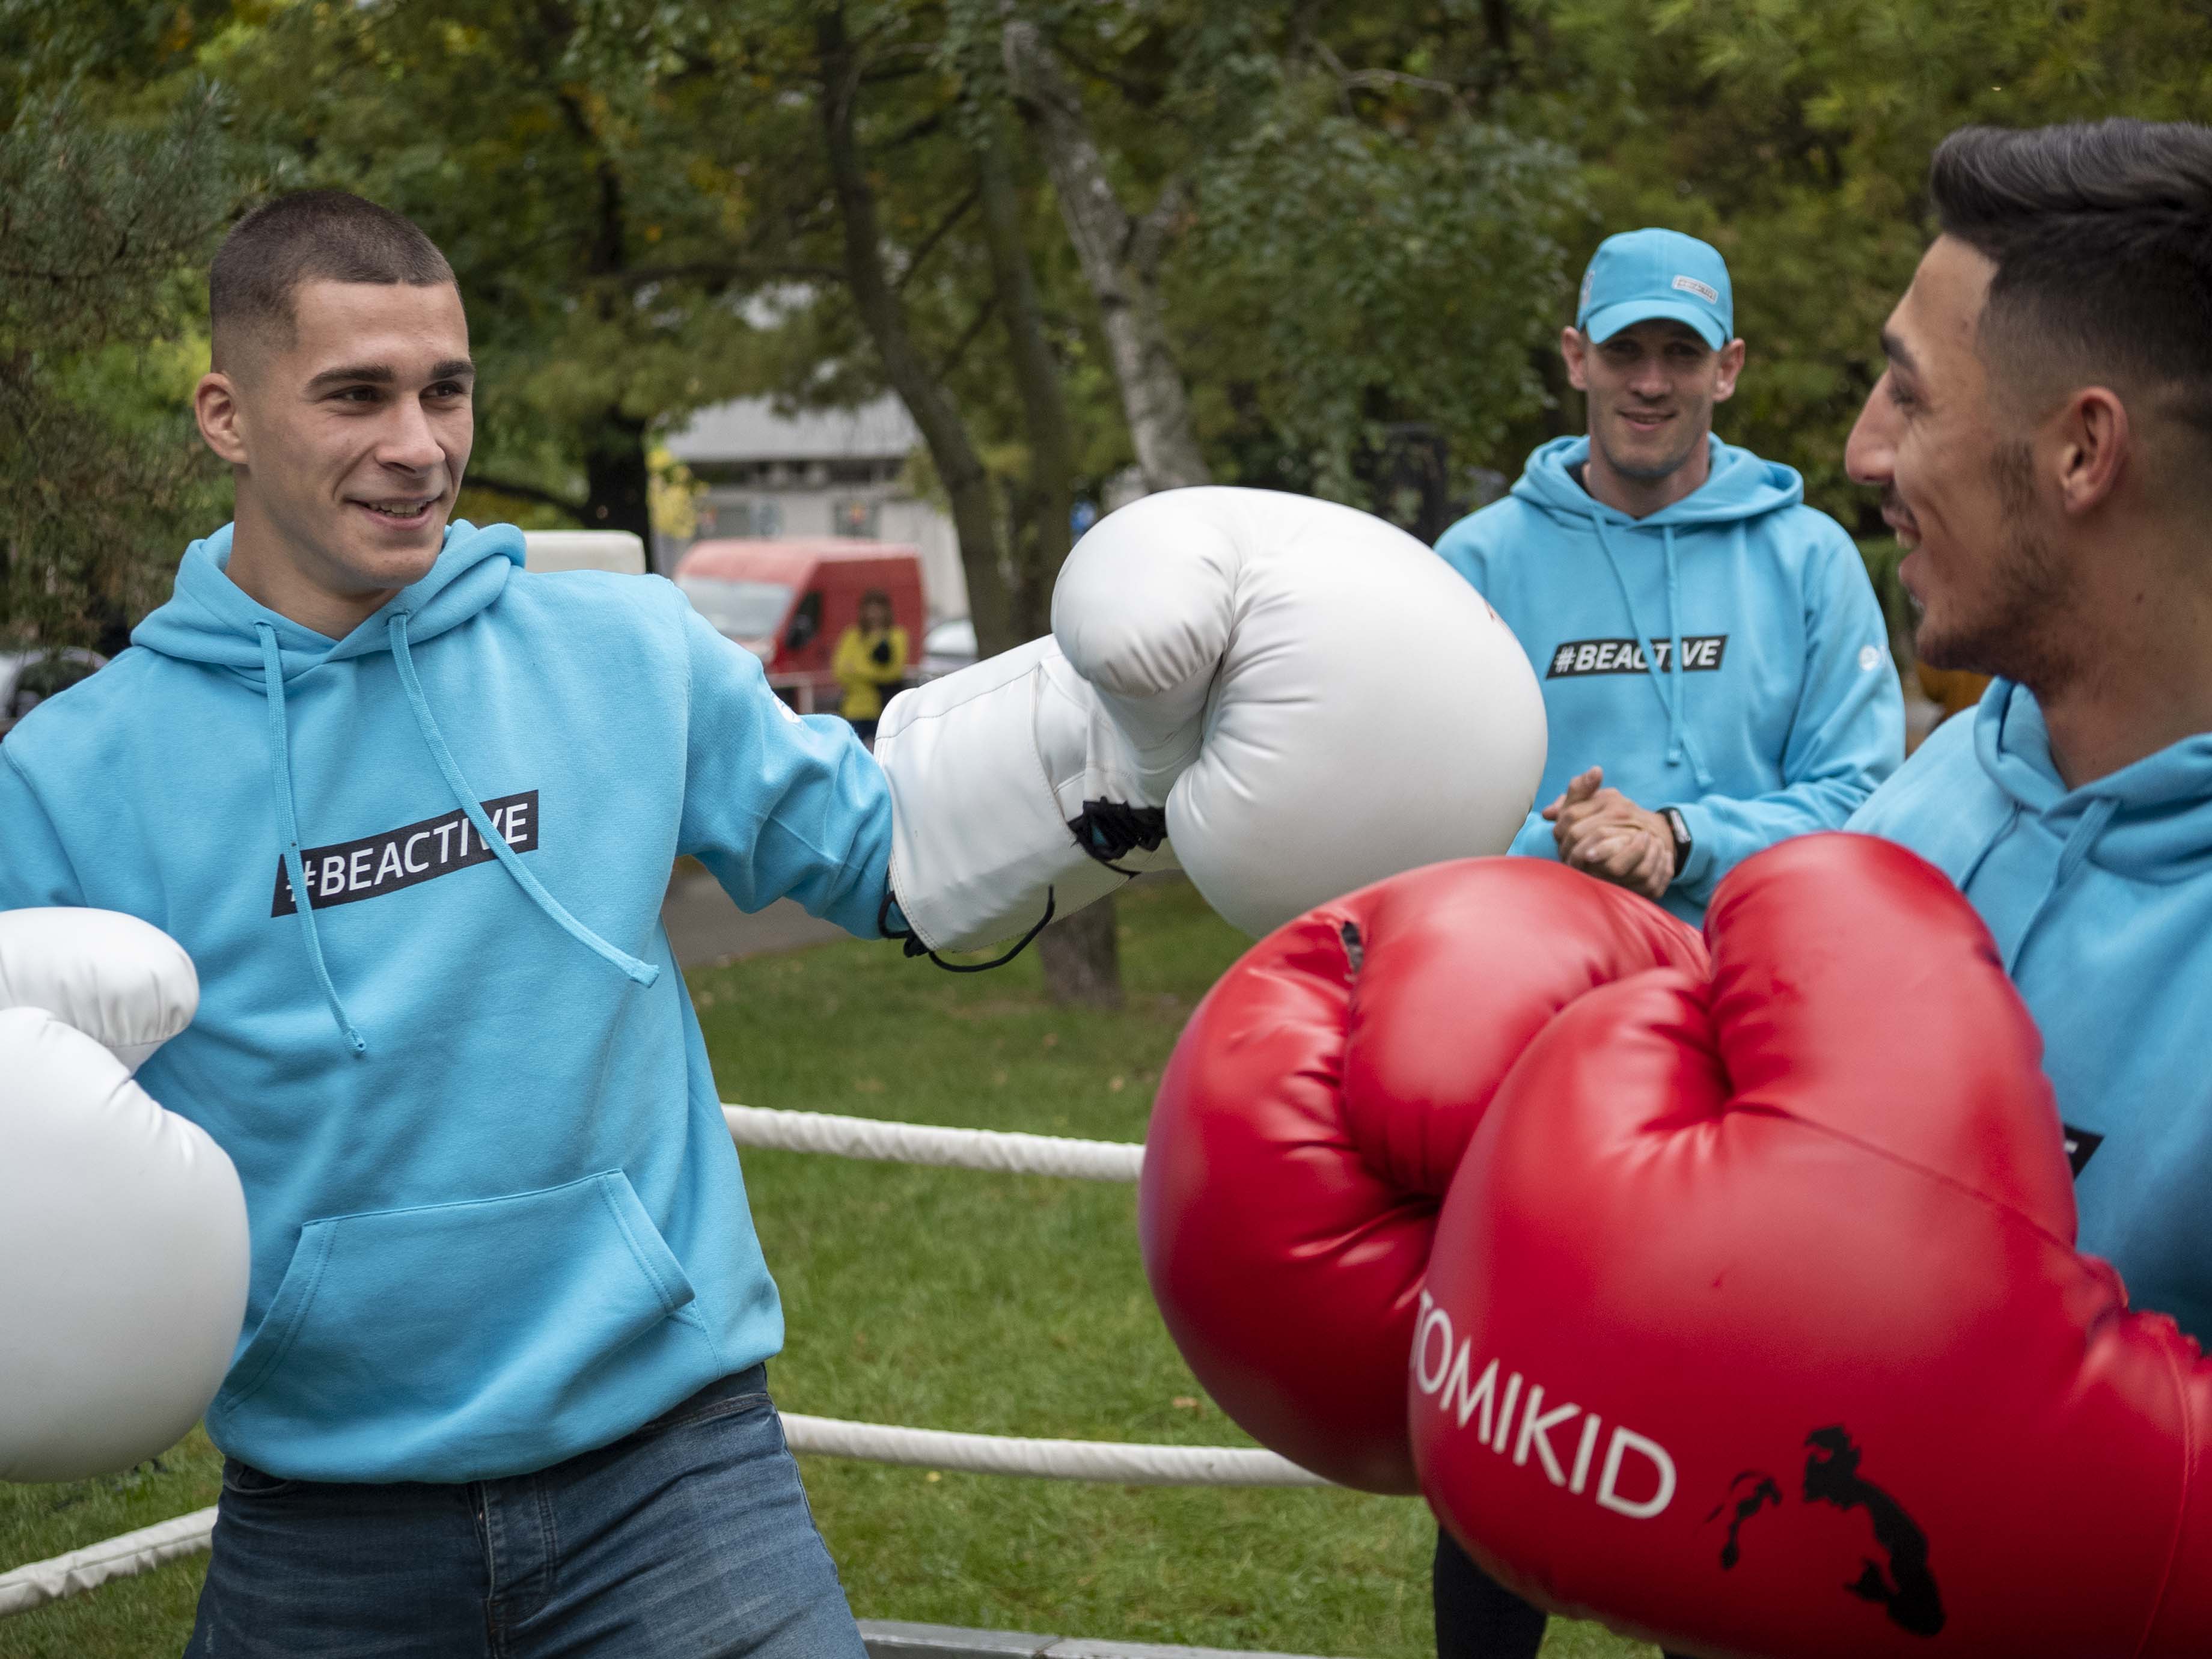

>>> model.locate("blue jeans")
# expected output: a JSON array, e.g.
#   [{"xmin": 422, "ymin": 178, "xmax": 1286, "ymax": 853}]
[{"xmin": 185, "ymin": 1366, "xmax": 866, "ymax": 1658}]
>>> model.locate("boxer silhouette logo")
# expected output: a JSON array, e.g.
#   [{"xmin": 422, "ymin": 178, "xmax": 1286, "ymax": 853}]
[
  {"xmin": 1705, "ymin": 1425, "xmax": 1945, "ymax": 1638},
  {"xmin": 1412, "ymin": 1292, "xmax": 1676, "ymax": 1520}
]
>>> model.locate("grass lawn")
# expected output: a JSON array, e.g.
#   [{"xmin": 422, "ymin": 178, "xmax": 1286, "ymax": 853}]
[{"xmin": 1, "ymin": 878, "xmax": 1651, "ymax": 1659}]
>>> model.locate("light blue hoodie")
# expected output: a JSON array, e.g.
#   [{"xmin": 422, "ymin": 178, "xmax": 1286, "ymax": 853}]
[
  {"xmin": 1436, "ymin": 435, "xmax": 1903, "ymax": 923},
  {"xmin": 0, "ymin": 521, "xmax": 893, "ymax": 1482},
  {"xmin": 1851, "ymin": 682, "xmax": 2212, "ymax": 1345}
]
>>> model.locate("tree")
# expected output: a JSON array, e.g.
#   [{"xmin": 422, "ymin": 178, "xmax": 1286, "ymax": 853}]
[
  {"xmin": 1373, "ymin": 0, "xmax": 2212, "ymax": 527},
  {"xmin": 800, "ymin": 0, "xmax": 1128, "ymax": 1002},
  {"xmin": 995, "ymin": 3, "xmax": 1583, "ymax": 521},
  {"xmin": 1002, "ymin": 7, "xmax": 1209, "ymax": 493},
  {"xmin": 209, "ymin": 0, "xmax": 818, "ymax": 554},
  {"xmin": 0, "ymin": 0, "xmax": 248, "ymax": 650}
]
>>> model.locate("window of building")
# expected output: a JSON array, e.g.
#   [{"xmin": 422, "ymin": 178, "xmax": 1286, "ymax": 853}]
[
  {"xmin": 831, "ymin": 498, "xmax": 880, "ymax": 539},
  {"xmin": 698, "ymin": 498, "xmax": 784, "ymax": 539}
]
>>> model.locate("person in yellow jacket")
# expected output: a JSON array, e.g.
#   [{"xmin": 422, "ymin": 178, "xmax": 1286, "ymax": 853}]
[{"xmin": 831, "ymin": 590, "xmax": 908, "ymax": 744}]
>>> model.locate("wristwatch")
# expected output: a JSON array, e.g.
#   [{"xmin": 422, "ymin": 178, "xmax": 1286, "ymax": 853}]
[{"xmin": 1660, "ymin": 807, "xmax": 1693, "ymax": 881}]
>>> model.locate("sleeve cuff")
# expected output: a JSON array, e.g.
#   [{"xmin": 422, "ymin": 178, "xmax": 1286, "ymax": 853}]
[
  {"xmin": 1508, "ymin": 812, "xmax": 1562, "ymax": 861},
  {"xmin": 1667, "ymin": 800, "xmax": 1719, "ymax": 890}
]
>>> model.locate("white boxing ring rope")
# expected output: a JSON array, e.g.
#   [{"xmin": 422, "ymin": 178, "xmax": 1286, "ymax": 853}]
[
  {"xmin": 0, "ymin": 1507, "xmax": 219, "ymax": 1618},
  {"xmin": 0, "ymin": 1103, "xmax": 1331, "ymax": 1620},
  {"xmin": 721, "ymin": 1104, "xmax": 1146, "ymax": 1182}
]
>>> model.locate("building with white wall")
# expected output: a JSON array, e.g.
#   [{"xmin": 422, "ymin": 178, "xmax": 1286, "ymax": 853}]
[{"xmin": 662, "ymin": 395, "xmax": 968, "ymax": 622}]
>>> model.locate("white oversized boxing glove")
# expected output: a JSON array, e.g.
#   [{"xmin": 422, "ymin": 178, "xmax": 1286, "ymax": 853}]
[
  {"xmin": 1056, "ymin": 487, "xmax": 1546, "ymax": 936},
  {"xmin": 875, "ymin": 636, "xmax": 1184, "ymax": 955},
  {"xmin": 0, "ymin": 907, "xmax": 198, "ymax": 1074},
  {"xmin": 879, "ymin": 488, "xmax": 1547, "ymax": 951},
  {"xmin": 0, "ymin": 909, "xmax": 249, "ymax": 1482}
]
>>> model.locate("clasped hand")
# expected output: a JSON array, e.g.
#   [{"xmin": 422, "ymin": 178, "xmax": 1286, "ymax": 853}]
[{"xmin": 1542, "ymin": 766, "xmax": 1672, "ymax": 902}]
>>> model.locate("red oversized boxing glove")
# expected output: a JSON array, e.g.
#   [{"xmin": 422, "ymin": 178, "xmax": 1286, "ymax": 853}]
[
  {"xmin": 1139, "ymin": 860, "xmax": 1705, "ymax": 1491},
  {"xmin": 1416, "ymin": 834, "xmax": 2212, "ymax": 1658}
]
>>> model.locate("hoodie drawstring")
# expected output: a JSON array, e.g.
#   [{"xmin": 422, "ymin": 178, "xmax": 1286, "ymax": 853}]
[
  {"xmin": 1662, "ymin": 525, "xmax": 1690, "ymax": 772},
  {"xmin": 1589, "ymin": 514, "xmax": 1714, "ymax": 789},
  {"xmin": 257, "ymin": 623, "xmax": 369, "ymax": 1055},
  {"xmin": 2003, "ymin": 795, "xmax": 2119, "ymax": 976},
  {"xmin": 388, "ymin": 612, "xmax": 659, "ymax": 989}
]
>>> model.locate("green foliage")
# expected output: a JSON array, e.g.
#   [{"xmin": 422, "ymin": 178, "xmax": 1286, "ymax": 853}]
[
  {"xmin": 1513, "ymin": 0, "xmax": 2212, "ymax": 523},
  {"xmin": 12, "ymin": 0, "xmax": 2212, "ymax": 629},
  {"xmin": 0, "ymin": 80, "xmax": 240, "ymax": 646},
  {"xmin": 1185, "ymin": 85, "xmax": 1580, "ymax": 501},
  {"xmin": 203, "ymin": 0, "xmax": 795, "ymax": 534},
  {"xmin": 0, "ymin": 1428, "xmax": 223, "ymax": 1658}
]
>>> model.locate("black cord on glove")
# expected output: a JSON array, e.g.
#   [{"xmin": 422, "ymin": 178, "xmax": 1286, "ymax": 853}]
[
  {"xmin": 878, "ymin": 885, "xmax": 1057, "ymax": 973},
  {"xmin": 1069, "ymin": 799, "xmax": 1167, "ymax": 876},
  {"xmin": 882, "ymin": 797, "xmax": 1162, "ymax": 974}
]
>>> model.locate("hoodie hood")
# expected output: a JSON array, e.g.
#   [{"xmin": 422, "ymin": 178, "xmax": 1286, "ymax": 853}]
[
  {"xmin": 1504, "ymin": 435, "xmax": 1804, "ymax": 792},
  {"xmin": 1975, "ymin": 679, "xmax": 2212, "ymax": 882},
  {"xmin": 127, "ymin": 518, "xmax": 649, "ymax": 1056},
  {"xmin": 1512, "ymin": 434, "xmax": 1804, "ymax": 529},
  {"xmin": 133, "ymin": 519, "xmax": 525, "ymax": 679}
]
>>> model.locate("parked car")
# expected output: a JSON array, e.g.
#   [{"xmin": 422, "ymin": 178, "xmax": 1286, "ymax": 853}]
[
  {"xmin": 0, "ymin": 647, "xmax": 106, "ymax": 739},
  {"xmin": 671, "ymin": 538, "xmax": 926, "ymax": 713},
  {"xmin": 918, "ymin": 616, "xmax": 976, "ymax": 682}
]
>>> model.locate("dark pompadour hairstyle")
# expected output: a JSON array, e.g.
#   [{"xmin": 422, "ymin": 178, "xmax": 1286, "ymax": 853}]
[
  {"xmin": 209, "ymin": 189, "xmax": 453, "ymax": 360},
  {"xmin": 1929, "ymin": 121, "xmax": 2212, "ymax": 443}
]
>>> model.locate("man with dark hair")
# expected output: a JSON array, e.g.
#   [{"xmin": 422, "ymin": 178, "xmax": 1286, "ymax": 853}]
[
  {"xmin": 209, "ymin": 188, "xmax": 456, "ymax": 344},
  {"xmin": 7, "ymin": 185, "xmax": 879, "ymax": 1659},
  {"xmin": 1849, "ymin": 119, "xmax": 2212, "ymax": 1343},
  {"xmin": 0, "ymin": 186, "xmax": 1542, "ymax": 1655}
]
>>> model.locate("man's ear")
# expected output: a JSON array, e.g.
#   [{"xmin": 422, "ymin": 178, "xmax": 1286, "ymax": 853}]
[
  {"xmin": 194, "ymin": 370, "xmax": 249, "ymax": 467},
  {"xmin": 1560, "ymin": 326, "xmax": 1591, "ymax": 392},
  {"xmin": 1712, "ymin": 337, "xmax": 1747, "ymax": 403},
  {"xmin": 2052, "ymin": 386, "xmax": 2129, "ymax": 518}
]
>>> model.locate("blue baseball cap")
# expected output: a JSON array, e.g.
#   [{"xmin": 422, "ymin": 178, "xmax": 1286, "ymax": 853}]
[{"xmin": 1575, "ymin": 228, "xmax": 1734, "ymax": 349}]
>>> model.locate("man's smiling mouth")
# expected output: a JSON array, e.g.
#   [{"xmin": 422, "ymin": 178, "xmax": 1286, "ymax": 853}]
[{"xmin": 358, "ymin": 496, "xmax": 436, "ymax": 520}]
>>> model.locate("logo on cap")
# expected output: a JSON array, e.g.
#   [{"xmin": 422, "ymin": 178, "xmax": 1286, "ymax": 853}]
[{"xmin": 1672, "ymin": 275, "xmax": 1720, "ymax": 304}]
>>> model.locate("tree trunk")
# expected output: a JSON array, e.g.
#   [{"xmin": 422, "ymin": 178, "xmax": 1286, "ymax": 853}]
[
  {"xmin": 818, "ymin": 7, "xmax": 1019, "ymax": 655},
  {"xmin": 1036, "ymin": 897, "xmax": 1123, "ymax": 1010},
  {"xmin": 974, "ymin": 108, "xmax": 1122, "ymax": 1006},
  {"xmin": 1001, "ymin": 10, "xmax": 1211, "ymax": 494},
  {"xmin": 973, "ymin": 114, "xmax": 1073, "ymax": 640},
  {"xmin": 581, "ymin": 407, "xmax": 653, "ymax": 552}
]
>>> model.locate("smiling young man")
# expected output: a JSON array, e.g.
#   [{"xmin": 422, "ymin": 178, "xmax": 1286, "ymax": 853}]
[
  {"xmin": 1435, "ymin": 228, "xmax": 1901, "ymax": 938},
  {"xmin": 1848, "ymin": 121, "xmax": 2212, "ymax": 1344},
  {"xmin": 0, "ymin": 190, "xmax": 884, "ymax": 1657},
  {"xmin": 1427, "ymin": 228, "xmax": 1902, "ymax": 1657}
]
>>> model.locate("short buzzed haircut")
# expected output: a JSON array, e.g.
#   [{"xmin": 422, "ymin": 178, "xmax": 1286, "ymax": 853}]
[
  {"xmin": 209, "ymin": 189, "xmax": 453, "ymax": 366},
  {"xmin": 1929, "ymin": 121, "xmax": 2212, "ymax": 450}
]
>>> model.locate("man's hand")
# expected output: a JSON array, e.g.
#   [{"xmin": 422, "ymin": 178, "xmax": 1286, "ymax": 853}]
[{"xmin": 1542, "ymin": 766, "xmax": 1674, "ymax": 902}]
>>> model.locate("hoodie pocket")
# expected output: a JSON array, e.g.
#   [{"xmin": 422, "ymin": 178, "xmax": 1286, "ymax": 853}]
[{"xmin": 224, "ymin": 1172, "xmax": 698, "ymax": 1421}]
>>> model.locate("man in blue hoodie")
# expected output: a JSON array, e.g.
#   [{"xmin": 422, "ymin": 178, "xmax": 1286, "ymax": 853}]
[
  {"xmin": 0, "ymin": 189, "xmax": 1543, "ymax": 1654},
  {"xmin": 1429, "ymin": 230, "xmax": 1902, "ymax": 1656},
  {"xmin": 1434, "ymin": 230, "xmax": 1903, "ymax": 930},
  {"xmin": 0, "ymin": 189, "xmax": 890, "ymax": 1658},
  {"xmin": 1847, "ymin": 121, "xmax": 2212, "ymax": 1346}
]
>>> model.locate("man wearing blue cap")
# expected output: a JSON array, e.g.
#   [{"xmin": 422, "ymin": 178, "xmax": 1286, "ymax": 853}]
[
  {"xmin": 1434, "ymin": 228, "xmax": 1902, "ymax": 935},
  {"xmin": 1429, "ymin": 228, "xmax": 1902, "ymax": 1655}
]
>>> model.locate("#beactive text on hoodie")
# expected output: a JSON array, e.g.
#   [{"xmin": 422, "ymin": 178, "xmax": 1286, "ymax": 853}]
[{"xmin": 0, "ymin": 521, "xmax": 896, "ymax": 1482}]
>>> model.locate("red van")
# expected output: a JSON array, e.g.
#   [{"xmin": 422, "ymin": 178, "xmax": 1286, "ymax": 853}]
[{"xmin": 672, "ymin": 539, "xmax": 927, "ymax": 713}]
